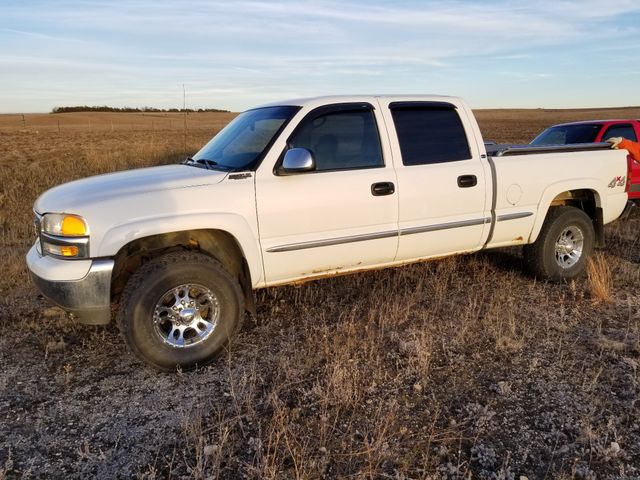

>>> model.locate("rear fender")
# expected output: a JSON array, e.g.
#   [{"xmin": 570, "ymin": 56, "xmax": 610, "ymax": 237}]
[{"xmin": 529, "ymin": 180, "xmax": 604, "ymax": 243}]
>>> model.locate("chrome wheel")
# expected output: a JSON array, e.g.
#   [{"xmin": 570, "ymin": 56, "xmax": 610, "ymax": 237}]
[
  {"xmin": 554, "ymin": 225, "xmax": 584, "ymax": 269},
  {"xmin": 153, "ymin": 283, "xmax": 219, "ymax": 348}
]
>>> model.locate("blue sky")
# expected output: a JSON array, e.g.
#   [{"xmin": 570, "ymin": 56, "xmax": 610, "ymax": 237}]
[{"xmin": 1, "ymin": 0, "xmax": 639, "ymax": 112}]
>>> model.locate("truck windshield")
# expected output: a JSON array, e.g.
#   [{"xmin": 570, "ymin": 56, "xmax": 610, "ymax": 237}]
[
  {"xmin": 190, "ymin": 105, "xmax": 300, "ymax": 170},
  {"xmin": 530, "ymin": 124, "xmax": 602, "ymax": 146}
]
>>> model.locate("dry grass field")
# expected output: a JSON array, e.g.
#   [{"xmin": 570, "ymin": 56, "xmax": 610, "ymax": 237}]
[{"xmin": 1, "ymin": 107, "xmax": 640, "ymax": 479}]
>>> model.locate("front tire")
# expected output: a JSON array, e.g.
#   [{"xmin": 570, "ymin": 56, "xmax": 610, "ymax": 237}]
[
  {"xmin": 118, "ymin": 251, "xmax": 244, "ymax": 371},
  {"xmin": 523, "ymin": 206, "xmax": 595, "ymax": 282}
]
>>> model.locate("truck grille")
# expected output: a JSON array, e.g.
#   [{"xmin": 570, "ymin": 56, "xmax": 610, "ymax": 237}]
[
  {"xmin": 34, "ymin": 213, "xmax": 41, "ymax": 235},
  {"xmin": 33, "ymin": 212, "xmax": 42, "ymax": 248}
]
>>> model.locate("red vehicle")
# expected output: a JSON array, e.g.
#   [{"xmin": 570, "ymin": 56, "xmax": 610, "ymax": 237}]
[{"xmin": 531, "ymin": 120, "xmax": 640, "ymax": 203}]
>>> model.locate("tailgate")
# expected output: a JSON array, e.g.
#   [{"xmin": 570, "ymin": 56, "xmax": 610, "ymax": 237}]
[{"xmin": 629, "ymin": 155, "xmax": 640, "ymax": 200}]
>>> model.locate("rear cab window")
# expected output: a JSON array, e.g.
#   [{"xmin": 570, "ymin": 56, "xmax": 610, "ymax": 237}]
[{"xmin": 388, "ymin": 102, "xmax": 471, "ymax": 165}]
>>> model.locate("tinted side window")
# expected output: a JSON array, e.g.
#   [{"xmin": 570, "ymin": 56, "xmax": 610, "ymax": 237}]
[
  {"xmin": 391, "ymin": 107, "xmax": 471, "ymax": 165},
  {"xmin": 602, "ymin": 124, "xmax": 637, "ymax": 142},
  {"xmin": 530, "ymin": 124, "xmax": 602, "ymax": 145},
  {"xmin": 289, "ymin": 109, "xmax": 383, "ymax": 171}
]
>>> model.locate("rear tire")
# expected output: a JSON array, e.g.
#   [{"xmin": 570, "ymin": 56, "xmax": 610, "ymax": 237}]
[
  {"xmin": 118, "ymin": 251, "xmax": 244, "ymax": 371},
  {"xmin": 523, "ymin": 206, "xmax": 594, "ymax": 282}
]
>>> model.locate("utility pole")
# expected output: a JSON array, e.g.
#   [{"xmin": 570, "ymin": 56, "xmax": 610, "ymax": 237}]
[{"xmin": 183, "ymin": 84, "xmax": 187, "ymax": 153}]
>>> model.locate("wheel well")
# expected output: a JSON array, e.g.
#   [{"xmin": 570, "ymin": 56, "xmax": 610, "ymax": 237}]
[
  {"xmin": 111, "ymin": 229, "xmax": 255, "ymax": 315},
  {"xmin": 549, "ymin": 189, "xmax": 604, "ymax": 247}
]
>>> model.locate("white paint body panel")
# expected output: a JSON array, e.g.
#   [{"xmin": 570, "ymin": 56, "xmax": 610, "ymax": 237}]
[
  {"xmin": 34, "ymin": 166, "xmax": 264, "ymax": 286},
  {"xmin": 377, "ymin": 97, "xmax": 491, "ymax": 260},
  {"xmin": 255, "ymin": 103, "xmax": 399, "ymax": 284},
  {"xmin": 28, "ymin": 95, "xmax": 630, "ymax": 291},
  {"xmin": 489, "ymin": 151, "xmax": 629, "ymax": 247}
]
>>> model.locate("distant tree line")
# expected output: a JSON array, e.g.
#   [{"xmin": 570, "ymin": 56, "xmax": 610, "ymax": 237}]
[{"xmin": 51, "ymin": 106, "xmax": 229, "ymax": 113}]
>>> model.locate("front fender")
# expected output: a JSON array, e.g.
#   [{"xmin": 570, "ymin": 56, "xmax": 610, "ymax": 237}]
[{"xmin": 97, "ymin": 212, "xmax": 264, "ymax": 286}]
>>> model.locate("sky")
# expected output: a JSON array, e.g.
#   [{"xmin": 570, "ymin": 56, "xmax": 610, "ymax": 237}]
[{"xmin": 1, "ymin": 0, "xmax": 639, "ymax": 113}]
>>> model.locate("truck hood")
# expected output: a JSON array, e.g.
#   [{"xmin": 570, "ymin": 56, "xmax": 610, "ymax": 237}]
[{"xmin": 35, "ymin": 164, "xmax": 227, "ymax": 213}]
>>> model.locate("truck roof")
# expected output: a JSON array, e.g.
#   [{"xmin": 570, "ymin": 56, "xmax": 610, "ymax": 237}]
[
  {"xmin": 552, "ymin": 119, "xmax": 640, "ymax": 127},
  {"xmin": 255, "ymin": 94, "xmax": 457, "ymax": 109}
]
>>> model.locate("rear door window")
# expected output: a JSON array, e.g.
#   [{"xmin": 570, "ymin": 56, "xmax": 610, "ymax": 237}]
[
  {"xmin": 390, "ymin": 103, "xmax": 471, "ymax": 166},
  {"xmin": 602, "ymin": 124, "xmax": 637, "ymax": 142}
]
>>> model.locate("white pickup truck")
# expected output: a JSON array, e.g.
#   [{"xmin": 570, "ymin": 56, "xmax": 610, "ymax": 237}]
[{"xmin": 27, "ymin": 95, "xmax": 631, "ymax": 370}]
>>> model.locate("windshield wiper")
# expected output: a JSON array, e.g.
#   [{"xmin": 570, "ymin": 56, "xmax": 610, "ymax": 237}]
[
  {"xmin": 197, "ymin": 158, "xmax": 219, "ymax": 168},
  {"xmin": 183, "ymin": 157, "xmax": 219, "ymax": 170}
]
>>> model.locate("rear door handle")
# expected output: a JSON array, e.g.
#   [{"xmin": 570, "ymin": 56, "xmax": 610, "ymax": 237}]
[
  {"xmin": 371, "ymin": 182, "xmax": 395, "ymax": 196},
  {"xmin": 457, "ymin": 175, "xmax": 477, "ymax": 188}
]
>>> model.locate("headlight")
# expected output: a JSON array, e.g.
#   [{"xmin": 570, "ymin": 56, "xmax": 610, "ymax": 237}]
[
  {"xmin": 39, "ymin": 213, "xmax": 90, "ymax": 258},
  {"xmin": 42, "ymin": 213, "xmax": 88, "ymax": 237}
]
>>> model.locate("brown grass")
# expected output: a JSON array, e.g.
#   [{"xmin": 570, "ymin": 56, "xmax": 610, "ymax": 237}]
[
  {"xmin": 475, "ymin": 106, "xmax": 640, "ymax": 144},
  {"xmin": 1, "ymin": 108, "xmax": 640, "ymax": 479},
  {"xmin": 587, "ymin": 253, "xmax": 614, "ymax": 303},
  {"xmin": 0, "ymin": 111, "xmax": 237, "ymax": 133}
]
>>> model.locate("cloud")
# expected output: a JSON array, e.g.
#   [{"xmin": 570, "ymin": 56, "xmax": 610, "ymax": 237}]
[{"xmin": 0, "ymin": 0, "xmax": 639, "ymax": 111}]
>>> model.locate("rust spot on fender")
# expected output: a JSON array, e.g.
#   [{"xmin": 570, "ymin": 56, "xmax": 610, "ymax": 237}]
[{"xmin": 514, "ymin": 236, "xmax": 523, "ymax": 242}]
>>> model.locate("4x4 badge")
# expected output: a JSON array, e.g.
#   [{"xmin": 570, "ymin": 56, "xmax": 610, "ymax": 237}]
[{"xmin": 608, "ymin": 176, "xmax": 626, "ymax": 188}]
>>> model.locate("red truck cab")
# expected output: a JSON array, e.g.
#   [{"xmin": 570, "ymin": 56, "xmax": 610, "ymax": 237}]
[{"xmin": 531, "ymin": 120, "xmax": 640, "ymax": 202}]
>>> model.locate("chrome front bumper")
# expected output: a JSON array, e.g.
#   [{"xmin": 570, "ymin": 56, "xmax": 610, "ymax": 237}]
[{"xmin": 27, "ymin": 246, "xmax": 114, "ymax": 325}]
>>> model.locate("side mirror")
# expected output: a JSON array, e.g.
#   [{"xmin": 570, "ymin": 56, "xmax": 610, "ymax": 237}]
[{"xmin": 278, "ymin": 148, "xmax": 315, "ymax": 175}]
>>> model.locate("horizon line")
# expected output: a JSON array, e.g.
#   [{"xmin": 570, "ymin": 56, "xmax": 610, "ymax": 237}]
[{"xmin": 2, "ymin": 104, "xmax": 640, "ymax": 115}]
